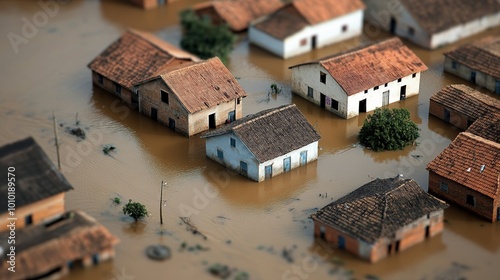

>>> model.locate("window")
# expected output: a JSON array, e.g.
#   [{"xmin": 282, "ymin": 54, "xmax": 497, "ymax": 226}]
[
  {"xmin": 440, "ymin": 181, "xmax": 448, "ymax": 192},
  {"xmin": 397, "ymin": 78, "xmax": 402, "ymax": 83},
  {"xmin": 408, "ymin": 27, "xmax": 415, "ymax": 36},
  {"xmin": 385, "ymin": 83, "xmax": 388, "ymax": 87},
  {"xmin": 217, "ymin": 149, "xmax": 224, "ymax": 160},
  {"xmin": 161, "ymin": 90, "xmax": 169, "ymax": 104},
  {"xmin": 466, "ymin": 195, "xmax": 475, "ymax": 207},
  {"xmin": 364, "ymin": 89, "xmax": 368, "ymax": 94},
  {"xmin": 332, "ymin": 99, "xmax": 339, "ymax": 110},
  {"xmin": 114, "ymin": 82, "xmax": 121, "ymax": 95},
  {"xmin": 230, "ymin": 138, "xmax": 236, "ymax": 148},
  {"xmin": 342, "ymin": 25, "xmax": 348, "ymax": 32},
  {"xmin": 240, "ymin": 161, "xmax": 248, "ymax": 176},
  {"xmin": 300, "ymin": 38, "xmax": 307, "ymax": 46},
  {"xmin": 412, "ymin": 73, "xmax": 417, "ymax": 78},
  {"xmin": 451, "ymin": 60, "xmax": 458, "ymax": 70},
  {"xmin": 374, "ymin": 86, "xmax": 379, "ymax": 90},
  {"xmin": 320, "ymin": 72, "xmax": 326, "ymax": 84},
  {"xmin": 97, "ymin": 74, "xmax": 103, "ymax": 85},
  {"xmin": 237, "ymin": 97, "xmax": 241, "ymax": 104},
  {"xmin": 307, "ymin": 87, "xmax": 313, "ymax": 98}
]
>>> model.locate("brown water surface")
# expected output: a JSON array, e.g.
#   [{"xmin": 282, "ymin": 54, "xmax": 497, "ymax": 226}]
[{"xmin": 1, "ymin": 1, "xmax": 499, "ymax": 279}]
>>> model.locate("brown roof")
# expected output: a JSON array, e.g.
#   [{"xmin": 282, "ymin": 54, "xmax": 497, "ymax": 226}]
[
  {"xmin": 444, "ymin": 36, "xmax": 500, "ymax": 79},
  {"xmin": 0, "ymin": 137, "xmax": 73, "ymax": 214},
  {"xmin": 430, "ymin": 84, "xmax": 500, "ymax": 121},
  {"xmin": 253, "ymin": 0, "xmax": 364, "ymax": 39},
  {"xmin": 466, "ymin": 111, "xmax": 500, "ymax": 143},
  {"xmin": 202, "ymin": 104, "xmax": 321, "ymax": 163},
  {"xmin": 290, "ymin": 38, "xmax": 428, "ymax": 95},
  {"xmin": 0, "ymin": 210, "xmax": 119, "ymax": 279},
  {"xmin": 195, "ymin": 0, "xmax": 284, "ymax": 32},
  {"xmin": 427, "ymin": 132, "xmax": 500, "ymax": 199},
  {"xmin": 311, "ymin": 177, "xmax": 448, "ymax": 243},
  {"xmin": 400, "ymin": 0, "xmax": 500, "ymax": 34},
  {"xmin": 88, "ymin": 29, "xmax": 199, "ymax": 91},
  {"xmin": 155, "ymin": 57, "xmax": 246, "ymax": 114}
]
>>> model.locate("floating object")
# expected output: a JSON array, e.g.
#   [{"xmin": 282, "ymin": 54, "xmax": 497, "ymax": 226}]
[{"xmin": 145, "ymin": 244, "xmax": 171, "ymax": 261}]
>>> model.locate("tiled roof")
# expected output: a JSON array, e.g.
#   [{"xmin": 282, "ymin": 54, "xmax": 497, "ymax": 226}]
[
  {"xmin": 290, "ymin": 38, "xmax": 428, "ymax": 95},
  {"xmin": 253, "ymin": 0, "xmax": 364, "ymax": 39},
  {"xmin": 87, "ymin": 29, "xmax": 199, "ymax": 90},
  {"xmin": 202, "ymin": 104, "xmax": 321, "ymax": 163},
  {"xmin": 311, "ymin": 177, "xmax": 448, "ymax": 243},
  {"xmin": 0, "ymin": 210, "xmax": 119, "ymax": 279},
  {"xmin": 427, "ymin": 132, "xmax": 500, "ymax": 199},
  {"xmin": 0, "ymin": 137, "xmax": 73, "ymax": 214},
  {"xmin": 430, "ymin": 84, "xmax": 500, "ymax": 121},
  {"xmin": 155, "ymin": 57, "xmax": 246, "ymax": 114},
  {"xmin": 444, "ymin": 36, "xmax": 500, "ymax": 79},
  {"xmin": 195, "ymin": 0, "xmax": 284, "ymax": 32},
  {"xmin": 400, "ymin": 0, "xmax": 500, "ymax": 34},
  {"xmin": 466, "ymin": 111, "xmax": 500, "ymax": 143}
]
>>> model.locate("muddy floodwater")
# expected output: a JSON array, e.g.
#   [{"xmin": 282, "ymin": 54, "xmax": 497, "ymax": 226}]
[{"xmin": 1, "ymin": 1, "xmax": 500, "ymax": 279}]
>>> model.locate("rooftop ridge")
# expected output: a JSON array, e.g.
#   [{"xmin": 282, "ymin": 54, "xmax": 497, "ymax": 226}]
[
  {"xmin": 232, "ymin": 104, "xmax": 296, "ymax": 131},
  {"xmin": 461, "ymin": 131, "xmax": 500, "ymax": 150},
  {"xmin": 319, "ymin": 37, "xmax": 402, "ymax": 64}
]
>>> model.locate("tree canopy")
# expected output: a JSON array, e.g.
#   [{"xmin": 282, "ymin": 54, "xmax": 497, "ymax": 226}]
[
  {"xmin": 123, "ymin": 199, "xmax": 149, "ymax": 221},
  {"xmin": 179, "ymin": 9, "xmax": 237, "ymax": 63},
  {"xmin": 359, "ymin": 108, "xmax": 420, "ymax": 152}
]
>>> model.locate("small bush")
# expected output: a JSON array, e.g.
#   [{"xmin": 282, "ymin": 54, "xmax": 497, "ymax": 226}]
[
  {"xmin": 122, "ymin": 199, "xmax": 149, "ymax": 221},
  {"xmin": 112, "ymin": 197, "xmax": 121, "ymax": 204},
  {"xmin": 359, "ymin": 108, "xmax": 419, "ymax": 152}
]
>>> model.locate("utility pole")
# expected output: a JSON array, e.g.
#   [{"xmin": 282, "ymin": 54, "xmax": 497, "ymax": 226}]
[
  {"xmin": 160, "ymin": 181, "xmax": 165, "ymax": 224},
  {"xmin": 52, "ymin": 112, "xmax": 61, "ymax": 170}
]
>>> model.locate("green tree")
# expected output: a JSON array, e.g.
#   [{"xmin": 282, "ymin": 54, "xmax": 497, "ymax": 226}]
[
  {"xmin": 123, "ymin": 199, "xmax": 149, "ymax": 221},
  {"xmin": 359, "ymin": 108, "xmax": 420, "ymax": 152},
  {"xmin": 179, "ymin": 9, "xmax": 237, "ymax": 62}
]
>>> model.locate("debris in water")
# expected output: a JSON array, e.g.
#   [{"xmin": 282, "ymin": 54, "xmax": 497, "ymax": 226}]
[
  {"xmin": 103, "ymin": 144, "xmax": 116, "ymax": 155},
  {"xmin": 179, "ymin": 217, "xmax": 208, "ymax": 240},
  {"xmin": 145, "ymin": 244, "xmax": 171, "ymax": 261},
  {"xmin": 208, "ymin": 263, "xmax": 231, "ymax": 279},
  {"xmin": 66, "ymin": 127, "xmax": 86, "ymax": 140}
]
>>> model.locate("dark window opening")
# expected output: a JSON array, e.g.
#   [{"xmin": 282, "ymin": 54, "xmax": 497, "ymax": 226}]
[
  {"xmin": 300, "ymin": 38, "xmax": 307, "ymax": 46},
  {"xmin": 397, "ymin": 78, "xmax": 402, "ymax": 83},
  {"xmin": 425, "ymin": 226, "xmax": 430, "ymax": 238},
  {"xmin": 385, "ymin": 83, "xmax": 388, "ymax": 87},
  {"xmin": 374, "ymin": 86, "xmax": 379, "ymax": 90},
  {"xmin": 97, "ymin": 74, "xmax": 103, "ymax": 85},
  {"xmin": 209, "ymin": 113, "xmax": 216, "ymax": 129},
  {"xmin": 332, "ymin": 99, "xmax": 339, "ymax": 110},
  {"xmin": 114, "ymin": 82, "xmax": 121, "ymax": 95},
  {"xmin": 412, "ymin": 73, "xmax": 417, "ymax": 78},
  {"xmin": 92, "ymin": 254, "xmax": 99, "ymax": 265},
  {"xmin": 395, "ymin": 240, "xmax": 400, "ymax": 252},
  {"xmin": 471, "ymin": 71, "xmax": 476, "ymax": 83},
  {"xmin": 342, "ymin": 25, "xmax": 348, "ymax": 32},
  {"xmin": 230, "ymin": 138, "xmax": 236, "ymax": 148},
  {"xmin": 364, "ymin": 89, "xmax": 368, "ymax": 94},
  {"xmin": 237, "ymin": 97, "xmax": 241, "ymax": 104},
  {"xmin": 217, "ymin": 149, "xmax": 224, "ymax": 160},
  {"xmin": 161, "ymin": 90, "xmax": 169, "ymax": 104},
  {"xmin": 451, "ymin": 60, "xmax": 458, "ymax": 70},
  {"xmin": 408, "ymin": 27, "xmax": 415, "ymax": 36},
  {"xmin": 440, "ymin": 181, "xmax": 448, "ymax": 192},
  {"xmin": 25, "ymin": 214, "xmax": 33, "ymax": 226},
  {"xmin": 466, "ymin": 195, "xmax": 475, "ymax": 207},
  {"xmin": 319, "ymin": 226, "xmax": 326, "ymax": 240},
  {"xmin": 320, "ymin": 72, "xmax": 326, "ymax": 84},
  {"xmin": 240, "ymin": 161, "xmax": 248, "ymax": 176},
  {"xmin": 307, "ymin": 87, "xmax": 313, "ymax": 98}
]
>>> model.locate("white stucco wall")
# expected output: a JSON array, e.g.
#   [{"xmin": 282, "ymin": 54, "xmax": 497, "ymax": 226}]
[
  {"xmin": 205, "ymin": 133, "xmax": 318, "ymax": 182},
  {"xmin": 188, "ymin": 98, "xmax": 242, "ymax": 136},
  {"xmin": 249, "ymin": 10, "xmax": 363, "ymax": 59},
  {"xmin": 291, "ymin": 64, "xmax": 422, "ymax": 119}
]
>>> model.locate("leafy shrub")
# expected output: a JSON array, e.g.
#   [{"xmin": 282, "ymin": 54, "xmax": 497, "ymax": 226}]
[
  {"xmin": 359, "ymin": 108, "xmax": 419, "ymax": 151},
  {"xmin": 122, "ymin": 199, "xmax": 149, "ymax": 221}
]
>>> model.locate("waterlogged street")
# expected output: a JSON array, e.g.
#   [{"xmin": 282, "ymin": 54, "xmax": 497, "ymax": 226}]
[{"xmin": 0, "ymin": 1, "xmax": 499, "ymax": 279}]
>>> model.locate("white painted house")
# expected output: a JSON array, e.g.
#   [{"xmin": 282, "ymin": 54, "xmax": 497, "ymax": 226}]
[
  {"xmin": 289, "ymin": 38, "xmax": 428, "ymax": 119},
  {"xmin": 248, "ymin": 0, "xmax": 365, "ymax": 59},
  {"xmin": 202, "ymin": 104, "xmax": 321, "ymax": 182},
  {"xmin": 363, "ymin": 0, "xmax": 500, "ymax": 49}
]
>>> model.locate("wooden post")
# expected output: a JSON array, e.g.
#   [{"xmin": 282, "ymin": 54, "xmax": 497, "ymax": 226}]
[
  {"xmin": 52, "ymin": 112, "xmax": 61, "ymax": 170},
  {"xmin": 160, "ymin": 181, "xmax": 164, "ymax": 225}
]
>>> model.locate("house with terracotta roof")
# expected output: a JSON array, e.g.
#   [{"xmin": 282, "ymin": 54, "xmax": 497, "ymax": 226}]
[
  {"xmin": 289, "ymin": 38, "xmax": 427, "ymax": 119},
  {"xmin": 0, "ymin": 210, "xmax": 119, "ymax": 280},
  {"xmin": 444, "ymin": 36, "xmax": 500, "ymax": 94},
  {"xmin": 0, "ymin": 137, "xmax": 73, "ymax": 232},
  {"xmin": 466, "ymin": 111, "xmax": 500, "ymax": 143},
  {"xmin": 135, "ymin": 57, "xmax": 246, "ymax": 136},
  {"xmin": 311, "ymin": 177, "xmax": 448, "ymax": 263},
  {"xmin": 429, "ymin": 84, "xmax": 500, "ymax": 130},
  {"xmin": 88, "ymin": 29, "xmax": 199, "ymax": 109},
  {"xmin": 427, "ymin": 132, "xmax": 500, "ymax": 222},
  {"xmin": 202, "ymin": 104, "xmax": 320, "ymax": 182},
  {"xmin": 193, "ymin": 0, "xmax": 284, "ymax": 32},
  {"xmin": 364, "ymin": 0, "xmax": 500, "ymax": 49},
  {"xmin": 248, "ymin": 0, "xmax": 365, "ymax": 59}
]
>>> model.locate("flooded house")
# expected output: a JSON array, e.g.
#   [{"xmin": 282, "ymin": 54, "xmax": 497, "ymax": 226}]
[
  {"xmin": 135, "ymin": 57, "xmax": 247, "ymax": 136},
  {"xmin": 0, "ymin": 210, "xmax": 119, "ymax": 280},
  {"xmin": 466, "ymin": 111, "xmax": 500, "ymax": 143},
  {"xmin": 310, "ymin": 177, "xmax": 448, "ymax": 263},
  {"xmin": 289, "ymin": 38, "xmax": 427, "ymax": 119},
  {"xmin": 193, "ymin": 0, "xmax": 284, "ymax": 32},
  {"xmin": 88, "ymin": 29, "xmax": 199, "ymax": 110},
  {"xmin": 363, "ymin": 0, "xmax": 500, "ymax": 49},
  {"xmin": 443, "ymin": 36, "xmax": 500, "ymax": 94},
  {"xmin": 248, "ymin": 0, "xmax": 365, "ymax": 59},
  {"xmin": 429, "ymin": 84, "xmax": 500, "ymax": 130},
  {"xmin": 427, "ymin": 132, "xmax": 500, "ymax": 223},
  {"xmin": 0, "ymin": 137, "xmax": 73, "ymax": 232},
  {"xmin": 202, "ymin": 104, "xmax": 320, "ymax": 182}
]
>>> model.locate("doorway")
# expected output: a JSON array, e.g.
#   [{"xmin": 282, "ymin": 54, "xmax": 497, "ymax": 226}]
[
  {"xmin": 320, "ymin": 226, "xmax": 326, "ymax": 240},
  {"xmin": 25, "ymin": 214, "xmax": 33, "ymax": 226},
  {"xmin": 240, "ymin": 161, "xmax": 248, "ymax": 176},
  {"xmin": 387, "ymin": 244, "xmax": 392, "ymax": 255},
  {"xmin": 311, "ymin": 35, "xmax": 317, "ymax": 49},
  {"xmin": 444, "ymin": 109, "xmax": 450, "ymax": 123},
  {"xmin": 495, "ymin": 80, "xmax": 500, "ymax": 95},
  {"xmin": 208, "ymin": 113, "xmax": 216, "ymax": 129},
  {"xmin": 470, "ymin": 71, "xmax": 476, "ymax": 83},
  {"xmin": 400, "ymin": 85, "xmax": 407, "ymax": 100},
  {"xmin": 228, "ymin": 110, "xmax": 235, "ymax": 122},
  {"xmin": 283, "ymin": 157, "xmax": 291, "ymax": 172},
  {"xmin": 265, "ymin": 165, "xmax": 273, "ymax": 179},
  {"xmin": 382, "ymin": 90, "xmax": 389, "ymax": 106},
  {"xmin": 320, "ymin": 93, "xmax": 326, "ymax": 109},
  {"xmin": 300, "ymin": 151, "xmax": 308, "ymax": 166},
  {"xmin": 425, "ymin": 225, "xmax": 430, "ymax": 238},
  {"xmin": 338, "ymin": 236, "xmax": 345, "ymax": 249},
  {"xmin": 168, "ymin": 118, "xmax": 175, "ymax": 130},
  {"xmin": 390, "ymin": 17, "xmax": 397, "ymax": 33},
  {"xmin": 151, "ymin": 108, "xmax": 158, "ymax": 121},
  {"xmin": 497, "ymin": 207, "xmax": 500, "ymax": 221},
  {"xmin": 359, "ymin": 99, "xmax": 367, "ymax": 113},
  {"xmin": 395, "ymin": 240, "xmax": 400, "ymax": 252}
]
